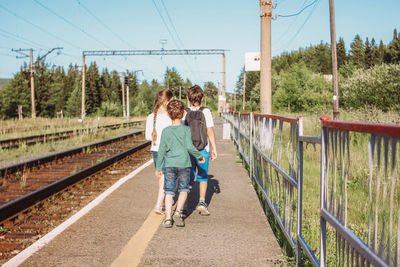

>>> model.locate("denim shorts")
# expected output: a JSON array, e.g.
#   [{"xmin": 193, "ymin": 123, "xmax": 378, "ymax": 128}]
[{"xmin": 164, "ymin": 167, "xmax": 191, "ymax": 195}]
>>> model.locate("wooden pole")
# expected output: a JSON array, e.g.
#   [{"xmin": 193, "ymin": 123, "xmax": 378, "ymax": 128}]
[
  {"xmin": 329, "ymin": 0, "xmax": 340, "ymax": 120},
  {"xmin": 121, "ymin": 72, "xmax": 126, "ymax": 118},
  {"xmin": 81, "ymin": 54, "xmax": 86, "ymax": 119},
  {"xmin": 260, "ymin": 0, "xmax": 273, "ymax": 114},
  {"xmin": 30, "ymin": 48, "xmax": 36, "ymax": 118},
  {"xmin": 243, "ymin": 71, "xmax": 246, "ymax": 111}
]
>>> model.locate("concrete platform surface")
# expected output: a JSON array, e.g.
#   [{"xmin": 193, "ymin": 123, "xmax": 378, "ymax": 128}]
[{"xmin": 13, "ymin": 117, "xmax": 284, "ymax": 267}]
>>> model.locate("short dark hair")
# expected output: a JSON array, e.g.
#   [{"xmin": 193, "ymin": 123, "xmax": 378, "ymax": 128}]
[
  {"xmin": 187, "ymin": 85, "xmax": 204, "ymax": 105},
  {"xmin": 167, "ymin": 99, "xmax": 185, "ymax": 120}
]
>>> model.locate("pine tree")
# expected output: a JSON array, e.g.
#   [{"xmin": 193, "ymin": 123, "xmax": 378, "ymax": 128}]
[
  {"xmin": 364, "ymin": 38, "xmax": 373, "ymax": 68},
  {"xmin": 85, "ymin": 62, "xmax": 101, "ymax": 115},
  {"xmin": 350, "ymin": 34, "xmax": 365, "ymax": 68},
  {"xmin": 0, "ymin": 71, "xmax": 30, "ymax": 118},
  {"xmin": 337, "ymin": 37, "xmax": 347, "ymax": 69}
]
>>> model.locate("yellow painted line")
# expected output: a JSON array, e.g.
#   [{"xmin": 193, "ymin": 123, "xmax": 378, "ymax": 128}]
[{"xmin": 110, "ymin": 212, "xmax": 163, "ymax": 267}]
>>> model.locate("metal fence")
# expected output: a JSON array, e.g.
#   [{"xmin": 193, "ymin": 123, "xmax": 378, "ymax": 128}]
[{"xmin": 221, "ymin": 112, "xmax": 400, "ymax": 267}]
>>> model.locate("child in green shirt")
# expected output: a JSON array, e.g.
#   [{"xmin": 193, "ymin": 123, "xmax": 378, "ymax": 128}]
[{"xmin": 156, "ymin": 100, "xmax": 205, "ymax": 228}]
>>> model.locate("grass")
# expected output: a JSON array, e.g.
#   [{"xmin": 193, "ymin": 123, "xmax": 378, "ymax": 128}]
[
  {"xmin": 0, "ymin": 116, "xmax": 146, "ymax": 139},
  {"xmin": 233, "ymin": 108, "xmax": 400, "ymax": 265},
  {"xmin": 0, "ymin": 122, "xmax": 144, "ymax": 168}
]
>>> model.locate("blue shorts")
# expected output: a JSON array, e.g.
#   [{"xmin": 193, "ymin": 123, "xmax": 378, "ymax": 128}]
[
  {"xmin": 189, "ymin": 149, "xmax": 210, "ymax": 184},
  {"xmin": 152, "ymin": 151, "xmax": 165, "ymax": 173},
  {"xmin": 164, "ymin": 167, "xmax": 191, "ymax": 195}
]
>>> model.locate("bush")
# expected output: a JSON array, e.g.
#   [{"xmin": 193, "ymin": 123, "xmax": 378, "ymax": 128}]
[
  {"xmin": 341, "ymin": 64, "xmax": 400, "ymax": 111},
  {"xmin": 273, "ymin": 63, "xmax": 332, "ymax": 112},
  {"xmin": 96, "ymin": 101, "xmax": 122, "ymax": 117}
]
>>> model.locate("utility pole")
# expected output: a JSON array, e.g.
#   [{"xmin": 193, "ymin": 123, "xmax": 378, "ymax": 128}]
[
  {"xmin": 329, "ymin": 0, "xmax": 340, "ymax": 120},
  {"xmin": 243, "ymin": 71, "xmax": 246, "ymax": 111},
  {"xmin": 126, "ymin": 79, "xmax": 130, "ymax": 120},
  {"xmin": 121, "ymin": 72, "xmax": 126, "ymax": 118},
  {"xmin": 260, "ymin": 0, "xmax": 273, "ymax": 114},
  {"xmin": 222, "ymin": 53, "xmax": 226, "ymax": 111},
  {"xmin": 179, "ymin": 86, "xmax": 182, "ymax": 101},
  {"xmin": 30, "ymin": 48, "xmax": 36, "ymax": 118},
  {"xmin": 81, "ymin": 54, "xmax": 86, "ymax": 119},
  {"xmin": 12, "ymin": 47, "xmax": 62, "ymax": 119}
]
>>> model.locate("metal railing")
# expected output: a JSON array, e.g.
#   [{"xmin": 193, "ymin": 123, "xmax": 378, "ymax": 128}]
[{"xmin": 221, "ymin": 112, "xmax": 400, "ymax": 267}]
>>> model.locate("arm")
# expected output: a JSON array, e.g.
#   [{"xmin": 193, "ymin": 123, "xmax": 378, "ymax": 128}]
[
  {"xmin": 145, "ymin": 114, "xmax": 153, "ymax": 141},
  {"xmin": 185, "ymin": 128, "xmax": 204, "ymax": 160},
  {"xmin": 207, "ymin": 127, "xmax": 217, "ymax": 160},
  {"xmin": 155, "ymin": 132, "xmax": 167, "ymax": 171}
]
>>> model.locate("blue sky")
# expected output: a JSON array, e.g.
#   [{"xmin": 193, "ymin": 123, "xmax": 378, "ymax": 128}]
[{"xmin": 1, "ymin": 0, "xmax": 399, "ymax": 93}]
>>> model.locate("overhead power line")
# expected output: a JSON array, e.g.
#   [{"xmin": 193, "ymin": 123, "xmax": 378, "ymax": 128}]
[
  {"xmin": 159, "ymin": 0, "xmax": 185, "ymax": 49},
  {"xmin": 75, "ymin": 0, "xmax": 133, "ymax": 49},
  {"xmin": 282, "ymin": 0, "xmax": 320, "ymax": 49},
  {"xmin": 277, "ymin": 0, "xmax": 318, "ymax": 18},
  {"xmin": 32, "ymin": 0, "xmax": 112, "ymax": 49},
  {"xmin": 0, "ymin": 3, "xmax": 82, "ymax": 51},
  {"xmin": 0, "ymin": 28, "xmax": 46, "ymax": 48}
]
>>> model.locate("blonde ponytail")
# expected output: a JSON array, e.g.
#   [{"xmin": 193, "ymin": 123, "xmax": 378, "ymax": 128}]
[{"xmin": 151, "ymin": 89, "xmax": 173, "ymax": 144}]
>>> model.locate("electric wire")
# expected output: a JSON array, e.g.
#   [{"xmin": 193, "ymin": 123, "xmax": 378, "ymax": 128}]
[
  {"xmin": 75, "ymin": 0, "xmax": 133, "ymax": 49},
  {"xmin": 0, "ymin": 29, "xmax": 46, "ymax": 49},
  {"xmin": 152, "ymin": 0, "xmax": 201, "ymax": 82},
  {"xmin": 281, "ymin": 0, "xmax": 320, "ymax": 51},
  {"xmin": 32, "ymin": 0, "xmax": 112, "ymax": 49},
  {"xmin": 277, "ymin": 0, "xmax": 318, "ymax": 18},
  {"xmin": 0, "ymin": 3, "xmax": 82, "ymax": 51},
  {"xmin": 273, "ymin": 0, "xmax": 308, "ymax": 46},
  {"xmin": 159, "ymin": 0, "xmax": 204, "ymax": 83}
]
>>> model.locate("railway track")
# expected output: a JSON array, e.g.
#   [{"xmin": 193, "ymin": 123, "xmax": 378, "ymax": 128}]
[
  {"xmin": 0, "ymin": 120, "xmax": 144, "ymax": 150},
  {"xmin": 0, "ymin": 130, "xmax": 152, "ymax": 263}
]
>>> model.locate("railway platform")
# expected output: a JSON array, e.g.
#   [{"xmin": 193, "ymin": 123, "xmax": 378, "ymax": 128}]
[{"xmin": 7, "ymin": 117, "xmax": 284, "ymax": 266}]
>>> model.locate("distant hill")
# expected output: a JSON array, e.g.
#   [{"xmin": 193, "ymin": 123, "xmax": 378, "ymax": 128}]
[{"xmin": 0, "ymin": 78, "xmax": 10, "ymax": 89}]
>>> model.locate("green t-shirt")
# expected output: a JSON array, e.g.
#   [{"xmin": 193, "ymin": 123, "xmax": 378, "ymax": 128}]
[{"xmin": 156, "ymin": 125, "xmax": 203, "ymax": 170}]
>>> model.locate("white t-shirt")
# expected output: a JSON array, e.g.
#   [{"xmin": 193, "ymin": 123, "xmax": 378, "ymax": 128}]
[
  {"xmin": 145, "ymin": 111, "xmax": 172, "ymax": 152},
  {"xmin": 184, "ymin": 106, "xmax": 214, "ymax": 152}
]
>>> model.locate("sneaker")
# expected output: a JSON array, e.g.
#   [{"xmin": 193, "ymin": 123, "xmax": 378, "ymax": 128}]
[
  {"xmin": 196, "ymin": 201, "xmax": 210, "ymax": 216},
  {"xmin": 181, "ymin": 209, "xmax": 188, "ymax": 219},
  {"xmin": 173, "ymin": 211, "xmax": 185, "ymax": 227}
]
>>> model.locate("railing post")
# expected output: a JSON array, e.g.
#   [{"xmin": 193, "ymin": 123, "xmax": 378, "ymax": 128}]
[
  {"xmin": 320, "ymin": 116, "xmax": 329, "ymax": 267},
  {"xmin": 296, "ymin": 116, "xmax": 304, "ymax": 266}
]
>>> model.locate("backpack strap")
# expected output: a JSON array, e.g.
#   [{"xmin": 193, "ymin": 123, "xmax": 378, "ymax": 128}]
[{"xmin": 199, "ymin": 107, "xmax": 205, "ymax": 112}]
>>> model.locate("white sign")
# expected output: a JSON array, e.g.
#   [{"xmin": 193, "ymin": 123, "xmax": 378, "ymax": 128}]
[{"xmin": 245, "ymin": 52, "xmax": 260, "ymax": 71}]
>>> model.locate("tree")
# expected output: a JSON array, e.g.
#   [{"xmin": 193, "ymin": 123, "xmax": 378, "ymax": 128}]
[
  {"xmin": 85, "ymin": 62, "xmax": 101, "ymax": 115},
  {"xmin": 350, "ymin": 34, "xmax": 365, "ymax": 68},
  {"xmin": 364, "ymin": 38, "xmax": 373, "ymax": 68},
  {"xmin": 164, "ymin": 67, "xmax": 183, "ymax": 97},
  {"xmin": 0, "ymin": 71, "xmax": 30, "ymax": 118},
  {"xmin": 337, "ymin": 37, "xmax": 347, "ymax": 69}
]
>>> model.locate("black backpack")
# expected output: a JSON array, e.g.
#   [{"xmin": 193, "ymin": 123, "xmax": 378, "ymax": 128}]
[{"xmin": 185, "ymin": 107, "xmax": 208, "ymax": 150}]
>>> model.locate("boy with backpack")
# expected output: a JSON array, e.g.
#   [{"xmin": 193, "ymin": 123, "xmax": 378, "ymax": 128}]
[
  {"xmin": 156, "ymin": 100, "xmax": 205, "ymax": 228},
  {"xmin": 185, "ymin": 85, "xmax": 218, "ymax": 216}
]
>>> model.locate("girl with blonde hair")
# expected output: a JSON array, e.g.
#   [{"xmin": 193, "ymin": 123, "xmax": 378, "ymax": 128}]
[{"xmin": 145, "ymin": 89, "xmax": 173, "ymax": 214}]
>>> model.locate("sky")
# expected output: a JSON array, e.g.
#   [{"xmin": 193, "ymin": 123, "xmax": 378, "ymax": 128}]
[{"xmin": 1, "ymin": 0, "xmax": 399, "ymax": 93}]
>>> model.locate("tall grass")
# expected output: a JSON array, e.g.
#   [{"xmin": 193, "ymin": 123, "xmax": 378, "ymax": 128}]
[{"xmin": 0, "ymin": 116, "xmax": 146, "ymax": 139}]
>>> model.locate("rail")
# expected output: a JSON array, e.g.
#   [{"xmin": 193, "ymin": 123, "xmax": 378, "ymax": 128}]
[{"xmin": 221, "ymin": 112, "xmax": 400, "ymax": 266}]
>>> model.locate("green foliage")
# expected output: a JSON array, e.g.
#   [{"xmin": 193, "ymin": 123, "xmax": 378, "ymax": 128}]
[
  {"xmin": 96, "ymin": 101, "xmax": 123, "ymax": 117},
  {"xmin": 0, "ymin": 71, "xmax": 30, "ymax": 118},
  {"xmin": 341, "ymin": 64, "xmax": 400, "ymax": 111},
  {"xmin": 164, "ymin": 67, "xmax": 184, "ymax": 98},
  {"xmin": 131, "ymin": 80, "xmax": 162, "ymax": 116},
  {"xmin": 273, "ymin": 63, "xmax": 331, "ymax": 112}
]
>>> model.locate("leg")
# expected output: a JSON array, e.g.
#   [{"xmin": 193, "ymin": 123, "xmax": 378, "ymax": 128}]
[
  {"xmin": 173, "ymin": 168, "xmax": 190, "ymax": 227},
  {"xmin": 154, "ymin": 174, "xmax": 165, "ymax": 213},
  {"xmin": 163, "ymin": 167, "xmax": 177, "ymax": 227},
  {"xmin": 196, "ymin": 150, "xmax": 211, "ymax": 216}
]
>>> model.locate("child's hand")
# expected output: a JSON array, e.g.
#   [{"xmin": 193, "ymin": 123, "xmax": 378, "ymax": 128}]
[
  {"xmin": 211, "ymin": 149, "xmax": 217, "ymax": 161},
  {"xmin": 155, "ymin": 170, "xmax": 163, "ymax": 178},
  {"xmin": 198, "ymin": 157, "xmax": 205, "ymax": 164}
]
